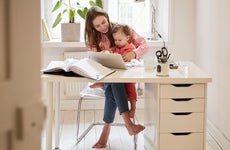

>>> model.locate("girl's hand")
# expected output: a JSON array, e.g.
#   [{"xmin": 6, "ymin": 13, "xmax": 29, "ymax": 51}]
[{"xmin": 122, "ymin": 51, "xmax": 136, "ymax": 62}]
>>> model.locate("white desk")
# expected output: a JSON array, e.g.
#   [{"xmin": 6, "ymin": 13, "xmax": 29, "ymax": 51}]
[{"xmin": 42, "ymin": 62, "xmax": 211, "ymax": 150}]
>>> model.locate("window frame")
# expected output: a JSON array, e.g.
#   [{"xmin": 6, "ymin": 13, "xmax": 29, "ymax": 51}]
[{"xmin": 41, "ymin": 0, "xmax": 173, "ymax": 43}]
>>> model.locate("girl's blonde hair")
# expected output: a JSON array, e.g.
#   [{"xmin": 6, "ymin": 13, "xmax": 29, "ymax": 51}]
[{"xmin": 111, "ymin": 24, "xmax": 132, "ymax": 37}]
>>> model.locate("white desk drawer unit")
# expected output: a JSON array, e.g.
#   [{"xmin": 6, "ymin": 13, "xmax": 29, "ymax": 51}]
[
  {"xmin": 160, "ymin": 98, "xmax": 205, "ymax": 112},
  {"xmin": 158, "ymin": 83, "xmax": 206, "ymax": 150},
  {"xmin": 160, "ymin": 84, "xmax": 205, "ymax": 98},
  {"xmin": 159, "ymin": 133, "xmax": 204, "ymax": 150},
  {"xmin": 160, "ymin": 112, "xmax": 204, "ymax": 132}
]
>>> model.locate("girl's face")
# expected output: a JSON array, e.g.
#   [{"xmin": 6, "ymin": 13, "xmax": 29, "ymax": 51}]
[
  {"xmin": 112, "ymin": 30, "xmax": 130, "ymax": 48},
  {"xmin": 92, "ymin": 15, "xmax": 109, "ymax": 34}
]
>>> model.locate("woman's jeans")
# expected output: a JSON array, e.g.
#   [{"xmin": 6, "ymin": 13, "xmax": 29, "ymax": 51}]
[{"xmin": 103, "ymin": 83, "xmax": 129, "ymax": 123}]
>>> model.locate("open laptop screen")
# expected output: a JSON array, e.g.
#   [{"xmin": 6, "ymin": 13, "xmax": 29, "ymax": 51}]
[{"xmin": 88, "ymin": 52, "xmax": 128, "ymax": 70}]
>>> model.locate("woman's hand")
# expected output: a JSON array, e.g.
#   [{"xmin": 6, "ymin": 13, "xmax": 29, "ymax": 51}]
[{"xmin": 122, "ymin": 51, "xmax": 136, "ymax": 62}]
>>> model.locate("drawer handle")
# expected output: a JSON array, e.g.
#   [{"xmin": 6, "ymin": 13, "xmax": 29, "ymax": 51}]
[
  {"xmin": 172, "ymin": 84, "xmax": 192, "ymax": 87},
  {"xmin": 172, "ymin": 112, "xmax": 192, "ymax": 115},
  {"xmin": 172, "ymin": 98, "xmax": 192, "ymax": 101},
  {"xmin": 171, "ymin": 132, "xmax": 191, "ymax": 136}
]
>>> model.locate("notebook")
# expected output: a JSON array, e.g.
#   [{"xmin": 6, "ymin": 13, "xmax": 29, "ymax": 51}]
[{"xmin": 88, "ymin": 51, "xmax": 128, "ymax": 69}]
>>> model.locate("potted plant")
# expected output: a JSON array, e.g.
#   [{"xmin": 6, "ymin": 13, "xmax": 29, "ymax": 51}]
[{"xmin": 52, "ymin": 0, "xmax": 103, "ymax": 42}]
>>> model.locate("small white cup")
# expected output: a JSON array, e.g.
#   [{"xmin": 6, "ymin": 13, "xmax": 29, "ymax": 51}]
[{"xmin": 156, "ymin": 62, "xmax": 169, "ymax": 76}]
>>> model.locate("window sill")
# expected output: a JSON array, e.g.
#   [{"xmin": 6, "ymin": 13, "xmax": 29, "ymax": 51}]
[
  {"xmin": 42, "ymin": 39, "xmax": 164, "ymax": 48},
  {"xmin": 42, "ymin": 40, "xmax": 86, "ymax": 48}
]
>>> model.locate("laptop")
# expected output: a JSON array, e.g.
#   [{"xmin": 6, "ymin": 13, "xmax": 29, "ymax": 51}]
[{"xmin": 88, "ymin": 51, "xmax": 128, "ymax": 69}]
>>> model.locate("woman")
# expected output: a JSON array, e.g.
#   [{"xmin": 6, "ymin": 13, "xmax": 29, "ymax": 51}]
[{"xmin": 84, "ymin": 6, "xmax": 148, "ymax": 148}]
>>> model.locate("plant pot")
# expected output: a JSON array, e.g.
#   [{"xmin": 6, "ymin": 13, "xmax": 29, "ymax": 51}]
[{"xmin": 61, "ymin": 22, "xmax": 80, "ymax": 42}]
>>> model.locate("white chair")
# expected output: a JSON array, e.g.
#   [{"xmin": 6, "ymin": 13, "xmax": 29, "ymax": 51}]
[{"xmin": 76, "ymin": 83, "xmax": 138, "ymax": 150}]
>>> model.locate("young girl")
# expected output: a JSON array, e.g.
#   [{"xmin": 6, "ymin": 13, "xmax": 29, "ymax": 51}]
[
  {"xmin": 85, "ymin": 6, "xmax": 148, "ymax": 148},
  {"xmin": 111, "ymin": 24, "xmax": 137, "ymax": 118}
]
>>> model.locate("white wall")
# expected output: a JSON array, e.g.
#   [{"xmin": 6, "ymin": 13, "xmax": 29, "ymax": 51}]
[
  {"xmin": 195, "ymin": 0, "xmax": 230, "ymax": 148},
  {"xmin": 167, "ymin": 0, "xmax": 196, "ymax": 62}
]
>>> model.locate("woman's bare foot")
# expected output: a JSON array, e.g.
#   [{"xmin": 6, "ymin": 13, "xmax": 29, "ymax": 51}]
[
  {"xmin": 92, "ymin": 143, "xmax": 106, "ymax": 149},
  {"xmin": 89, "ymin": 82, "xmax": 104, "ymax": 88},
  {"xmin": 92, "ymin": 123, "xmax": 110, "ymax": 148}
]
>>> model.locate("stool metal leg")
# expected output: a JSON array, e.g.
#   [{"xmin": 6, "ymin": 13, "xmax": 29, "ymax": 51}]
[
  {"xmin": 76, "ymin": 96, "xmax": 104, "ymax": 144},
  {"xmin": 133, "ymin": 117, "xmax": 138, "ymax": 150},
  {"xmin": 76, "ymin": 96, "xmax": 83, "ymax": 142}
]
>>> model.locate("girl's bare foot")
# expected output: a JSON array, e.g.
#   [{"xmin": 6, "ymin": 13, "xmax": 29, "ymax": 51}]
[
  {"xmin": 122, "ymin": 112, "xmax": 145, "ymax": 135},
  {"xmin": 129, "ymin": 108, "xmax": 135, "ymax": 118},
  {"xmin": 89, "ymin": 82, "xmax": 104, "ymax": 88},
  {"xmin": 129, "ymin": 100, "xmax": 136, "ymax": 118},
  {"xmin": 126, "ymin": 124, "xmax": 145, "ymax": 135},
  {"xmin": 92, "ymin": 123, "xmax": 110, "ymax": 148}
]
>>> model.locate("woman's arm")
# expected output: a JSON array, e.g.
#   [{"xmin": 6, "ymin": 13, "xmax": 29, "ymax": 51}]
[
  {"xmin": 122, "ymin": 29, "xmax": 148, "ymax": 61},
  {"xmin": 130, "ymin": 29, "xmax": 149, "ymax": 59}
]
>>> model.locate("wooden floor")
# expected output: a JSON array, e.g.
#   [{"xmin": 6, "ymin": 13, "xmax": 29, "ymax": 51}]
[{"xmin": 42, "ymin": 109, "xmax": 216, "ymax": 150}]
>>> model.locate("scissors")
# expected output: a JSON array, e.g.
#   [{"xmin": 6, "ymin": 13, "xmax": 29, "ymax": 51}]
[{"xmin": 155, "ymin": 47, "xmax": 171, "ymax": 63}]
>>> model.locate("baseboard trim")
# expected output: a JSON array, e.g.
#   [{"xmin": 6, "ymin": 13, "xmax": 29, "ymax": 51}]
[{"xmin": 207, "ymin": 119, "xmax": 230, "ymax": 150}]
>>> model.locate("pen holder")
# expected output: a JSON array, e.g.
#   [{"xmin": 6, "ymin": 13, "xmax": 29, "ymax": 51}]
[{"xmin": 156, "ymin": 62, "xmax": 169, "ymax": 76}]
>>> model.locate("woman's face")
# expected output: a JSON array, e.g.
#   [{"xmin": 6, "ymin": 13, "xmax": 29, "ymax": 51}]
[{"xmin": 92, "ymin": 15, "xmax": 109, "ymax": 34}]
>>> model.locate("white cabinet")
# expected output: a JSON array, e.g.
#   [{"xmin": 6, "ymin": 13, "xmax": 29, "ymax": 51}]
[
  {"xmin": 144, "ymin": 83, "xmax": 207, "ymax": 150},
  {"xmin": 159, "ymin": 133, "xmax": 204, "ymax": 150}
]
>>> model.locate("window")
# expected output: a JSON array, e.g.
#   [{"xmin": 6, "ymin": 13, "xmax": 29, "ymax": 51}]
[
  {"xmin": 105, "ymin": 0, "xmax": 169, "ymax": 41},
  {"xmin": 106, "ymin": 0, "xmax": 152, "ymax": 38},
  {"xmin": 42, "ymin": 0, "xmax": 170, "ymax": 41}
]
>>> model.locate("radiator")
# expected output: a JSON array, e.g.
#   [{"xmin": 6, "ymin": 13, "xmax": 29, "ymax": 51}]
[
  {"xmin": 64, "ymin": 51, "xmax": 88, "ymax": 59},
  {"xmin": 62, "ymin": 52, "xmax": 89, "ymax": 99}
]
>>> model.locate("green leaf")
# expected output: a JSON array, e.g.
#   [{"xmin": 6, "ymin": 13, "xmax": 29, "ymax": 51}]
[
  {"xmin": 95, "ymin": 0, "xmax": 103, "ymax": 8},
  {"xmin": 52, "ymin": 13, "xmax": 62, "ymax": 28},
  {"xmin": 62, "ymin": 9, "xmax": 67, "ymax": 14},
  {"xmin": 69, "ymin": 8, "xmax": 75, "ymax": 18},
  {"xmin": 89, "ymin": 0, "xmax": 95, "ymax": 6},
  {"xmin": 77, "ymin": 9, "xmax": 83, "ymax": 19},
  {"xmin": 89, "ymin": 0, "xmax": 103, "ymax": 8},
  {"xmin": 69, "ymin": 8, "xmax": 76, "ymax": 23},
  {"xmin": 83, "ymin": 7, "xmax": 88, "ymax": 16},
  {"xmin": 52, "ymin": 0, "xmax": 63, "ymax": 12},
  {"xmin": 77, "ymin": 7, "xmax": 88, "ymax": 19}
]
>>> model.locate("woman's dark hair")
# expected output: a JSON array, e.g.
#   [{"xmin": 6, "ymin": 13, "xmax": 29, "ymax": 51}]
[{"xmin": 84, "ymin": 6, "xmax": 115, "ymax": 51}]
